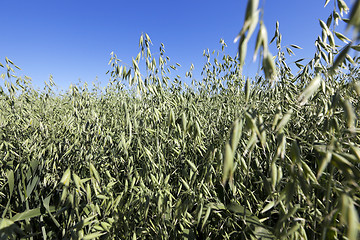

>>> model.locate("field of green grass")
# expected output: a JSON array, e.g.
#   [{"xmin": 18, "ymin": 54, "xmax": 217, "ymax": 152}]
[{"xmin": 1, "ymin": 0, "xmax": 360, "ymax": 239}]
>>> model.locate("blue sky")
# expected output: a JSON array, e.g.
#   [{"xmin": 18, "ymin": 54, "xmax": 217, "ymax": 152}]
[{"xmin": 0, "ymin": 0, "xmax": 351, "ymax": 91}]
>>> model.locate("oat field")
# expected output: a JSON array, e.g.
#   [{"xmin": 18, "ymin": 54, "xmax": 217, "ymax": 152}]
[{"xmin": 1, "ymin": 0, "xmax": 360, "ymax": 239}]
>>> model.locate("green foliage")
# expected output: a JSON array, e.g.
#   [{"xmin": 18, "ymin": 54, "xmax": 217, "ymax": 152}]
[{"xmin": 0, "ymin": 1, "xmax": 359, "ymax": 239}]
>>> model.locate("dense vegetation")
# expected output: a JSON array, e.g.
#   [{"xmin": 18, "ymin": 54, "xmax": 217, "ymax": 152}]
[{"xmin": 1, "ymin": 0, "xmax": 360, "ymax": 239}]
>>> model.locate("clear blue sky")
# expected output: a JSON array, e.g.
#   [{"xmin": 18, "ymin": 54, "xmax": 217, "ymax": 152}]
[{"xmin": 0, "ymin": 0, "xmax": 351, "ymax": 91}]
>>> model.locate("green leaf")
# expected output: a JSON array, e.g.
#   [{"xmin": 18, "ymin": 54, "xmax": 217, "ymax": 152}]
[
  {"xmin": 326, "ymin": 14, "xmax": 332, "ymax": 27},
  {"xmin": 298, "ymin": 75, "xmax": 322, "ymax": 105},
  {"xmin": 332, "ymin": 152, "xmax": 354, "ymax": 171},
  {"xmin": 222, "ymin": 143, "xmax": 234, "ymax": 185},
  {"xmin": 340, "ymin": 194, "xmax": 359, "ymax": 240},
  {"xmin": 346, "ymin": 54, "xmax": 355, "ymax": 65},
  {"xmin": 201, "ymin": 206, "xmax": 211, "ymax": 230},
  {"xmin": 351, "ymin": 44, "xmax": 360, "ymax": 51},
  {"xmin": 253, "ymin": 27, "xmax": 263, "ymax": 61},
  {"xmin": 330, "ymin": 43, "xmax": 351, "ymax": 74},
  {"xmin": 73, "ymin": 173, "xmax": 84, "ymax": 191},
  {"xmin": 227, "ymin": 201, "xmax": 273, "ymax": 239},
  {"xmin": 335, "ymin": 31, "xmax": 351, "ymax": 43},
  {"xmin": 186, "ymin": 160, "xmax": 198, "ymax": 173},
  {"xmin": 262, "ymin": 52, "xmax": 277, "ymax": 80},
  {"xmin": 337, "ymin": 0, "xmax": 349, "ymax": 15},
  {"xmin": 0, "ymin": 218, "xmax": 14, "ymax": 230},
  {"xmin": 271, "ymin": 162, "xmax": 277, "ymax": 189},
  {"xmin": 43, "ymin": 196, "xmax": 60, "ymax": 228},
  {"xmin": 227, "ymin": 202, "xmax": 252, "ymax": 215},
  {"xmin": 286, "ymin": 47, "xmax": 295, "ymax": 56},
  {"xmin": 82, "ymin": 231, "xmax": 106, "ymax": 240},
  {"xmin": 301, "ymin": 160, "xmax": 318, "ymax": 183},
  {"xmin": 347, "ymin": 0, "xmax": 360, "ymax": 31},
  {"xmin": 90, "ymin": 163, "xmax": 101, "ymax": 184},
  {"xmin": 10, "ymin": 207, "xmax": 53, "ymax": 222},
  {"xmin": 319, "ymin": 19, "xmax": 331, "ymax": 34},
  {"xmin": 290, "ymin": 44, "xmax": 302, "ymax": 49},
  {"xmin": 261, "ymin": 201, "xmax": 275, "ymax": 214},
  {"xmin": 245, "ymin": 78, "xmax": 250, "ymax": 103},
  {"xmin": 324, "ymin": 0, "xmax": 331, "ymax": 7},
  {"xmin": 26, "ymin": 176, "xmax": 39, "ymax": 199},
  {"xmin": 244, "ymin": 0, "xmax": 260, "ymax": 22},
  {"xmin": 139, "ymin": 34, "xmax": 143, "ymax": 47},
  {"xmin": 180, "ymin": 178, "xmax": 190, "ymax": 191},
  {"xmin": 342, "ymin": 99, "xmax": 357, "ymax": 131},
  {"xmin": 238, "ymin": 36, "xmax": 248, "ymax": 67},
  {"xmin": 7, "ymin": 170, "xmax": 14, "ymax": 197},
  {"xmin": 182, "ymin": 228, "xmax": 196, "ymax": 240},
  {"xmin": 60, "ymin": 168, "xmax": 71, "ymax": 187},
  {"xmin": 353, "ymin": 81, "xmax": 360, "ymax": 95},
  {"xmin": 229, "ymin": 119, "xmax": 242, "ymax": 151},
  {"xmin": 275, "ymin": 109, "xmax": 293, "ymax": 133},
  {"xmin": 350, "ymin": 145, "xmax": 360, "ymax": 162},
  {"xmin": 317, "ymin": 152, "xmax": 332, "ymax": 179},
  {"xmin": 282, "ymin": 223, "xmax": 301, "ymax": 238},
  {"xmin": 347, "ymin": 200, "xmax": 359, "ymax": 240},
  {"xmin": 253, "ymin": 225, "xmax": 275, "ymax": 239},
  {"xmin": 290, "ymin": 141, "xmax": 301, "ymax": 163},
  {"xmin": 0, "ymin": 218, "xmax": 24, "ymax": 236}
]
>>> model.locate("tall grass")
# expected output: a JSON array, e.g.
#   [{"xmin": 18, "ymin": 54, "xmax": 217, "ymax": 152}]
[{"xmin": 0, "ymin": 0, "xmax": 360, "ymax": 239}]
